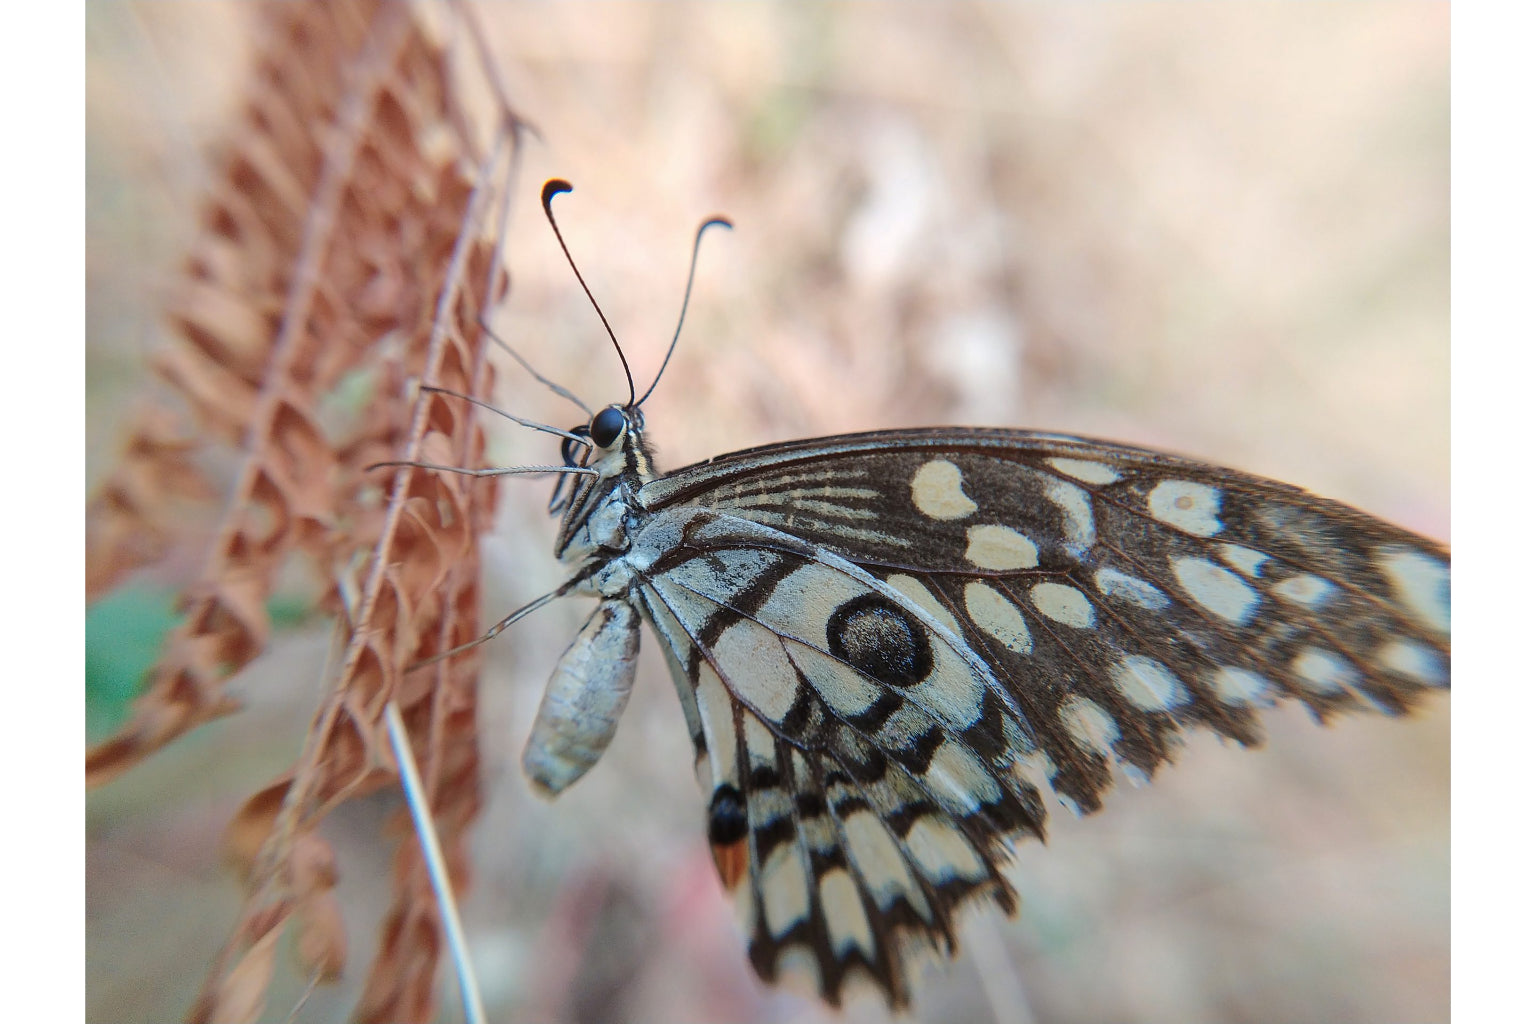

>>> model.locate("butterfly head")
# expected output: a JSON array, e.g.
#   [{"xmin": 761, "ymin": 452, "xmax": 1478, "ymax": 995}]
[
  {"xmin": 550, "ymin": 402, "xmax": 654, "ymax": 522},
  {"xmin": 559, "ymin": 403, "xmax": 644, "ymax": 464}
]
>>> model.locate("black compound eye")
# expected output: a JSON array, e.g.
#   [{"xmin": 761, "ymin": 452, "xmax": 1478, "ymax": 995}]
[{"xmin": 590, "ymin": 405, "xmax": 627, "ymax": 448}]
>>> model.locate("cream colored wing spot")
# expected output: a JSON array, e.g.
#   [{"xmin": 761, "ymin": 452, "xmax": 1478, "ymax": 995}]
[
  {"xmin": 785, "ymin": 645, "xmax": 883, "ymax": 718},
  {"xmin": 743, "ymin": 714, "xmax": 778, "ymax": 769},
  {"xmin": 714, "ymin": 618, "xmax": 801, "ymax": 723},
  {"xmin": 1273, "ymin": 573, "xmax": 1334, "ymax": 608},
  {"xmin": 904, "ymin": 816, "xmax": 986, "ymax": 883},
  {"xmin": 910, "ymin": 459, "xmax": 978, "ymax": 520},
  {"xmin": 694, "ymin": 662, "xmax": 741, "ymax": 792},
  {"xmin": 773, "ymin": 946, "xmax": 822, "ymax": 998},
  {"xmin": 1059, "ymin": 695, "xmax": 1119, "ymax": 754},
  {"xmin": 1148, "ymin": 479, "xmax": 1223, "ymax": 537},
  {"xmin": 1220, "ymin": 543, "xmax": 1270, "ymax": 579},
  {"xmin": 762, "ymin": 844, "xmax": 812, "ymax": 937},
  {"xmin": 963, "ymin": 581, "xmax": 1032, "ymax": 653},
  {"xmin": 921, "ymin": 737, "xmax": 1003, "ymax": 816},
  {"xmin": 1378, "ymin": 546, "xmax": 1450, "ymax": 634},
  {"xmin": 1030, "ymin": 581, "xmax": 1096, "ymax": 628},
  {"xmin": 964, "ymin": 524, "xmax": 1040, "ymax": 570},
  {"xmin": 1172, "ymin": 556, "xmax": 1259, "ymax": 625},
  {"xmin": 1012, "ymin": 748, "xmax": 1056, "ymax": 799},
  {"xmin": 1377, "ymin": 639, "xmax": 1448, "ymax": 686},
  {"xmin": 836, "ymin": 964, "xmax": 885, "ymax": 1006},
  {"xmin": 842, "ymin": 810, "xmax": 925, "ymax": 914},
  {"xmin": 819, "ymin": 869, "xmax": 876, "ymax": 959},
  {"xmin": 905, "ymin": 648, "xmax": 988, "ymax": 731},
  {"xmin": 1210, "ymin": 665, "xmax": 1272, "ymax": 706},
  {"xmin": 1047, "ymin": 457, "xmax": 1122, "ymax": 485},
  {"xmin": 1094, "ymin": 566, "xmax": 1170, "ymax": 610},
  {"xmin": 647, "ymin": 574, "xmax": 719, "ymax": 636},
  {"xmin": 873, "ymin": 703, "xmax": 935, "ymax": 752},
  {"xmin": 1111, "ymin": 654, "xmax": 1189, "ymax": 711},
  {"xmin": 885, "ymin": 573, "xmax": 964, "ymax": 636},
  {"xmin": 1043, "ymin": 477, "xmax": 1096, "ymax": 556},
  {"xmin": 1291, "ymin": 646, "xmax": 1358, "ymax": 694},
  {"xmin": 756, "ymin": 563, "xmax": 875, "ymax": 642}
]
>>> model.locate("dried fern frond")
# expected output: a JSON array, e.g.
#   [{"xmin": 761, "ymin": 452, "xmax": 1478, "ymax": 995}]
[
  {"xmin": 88, "ymin": 2, "xmax": 521, "ymax": 1020},
  {"xmin": 86, "ymin": 404, "xmax": 215, "ymax": 602}
]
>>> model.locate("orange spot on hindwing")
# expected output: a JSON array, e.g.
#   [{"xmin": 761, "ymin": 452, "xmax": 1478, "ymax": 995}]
[{"xmin": 707, "ymin": 783, "xmax": 750, "ymax": 889}]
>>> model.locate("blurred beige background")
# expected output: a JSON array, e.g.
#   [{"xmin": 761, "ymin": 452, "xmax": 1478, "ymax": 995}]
[{"xmin": 88, "ymin": 3, "xmax": 1448, "ymax": 1023}]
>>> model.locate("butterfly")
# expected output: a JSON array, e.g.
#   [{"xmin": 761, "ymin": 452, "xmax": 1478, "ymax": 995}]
[{"xmin": 446, "ymin": 180, "xmax": 1450, "ymax": 1009}]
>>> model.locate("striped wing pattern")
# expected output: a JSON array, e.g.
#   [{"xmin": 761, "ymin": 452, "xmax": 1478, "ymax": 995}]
[
  {"xmin": 633, "ymin": 509, "xmax": 1040, "ymax": 1004},
  {"xmin": 625, "ymin": 429, "xmax": 1449, "ymax": 1005}
]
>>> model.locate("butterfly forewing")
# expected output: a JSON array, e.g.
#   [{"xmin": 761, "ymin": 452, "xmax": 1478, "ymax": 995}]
[
  {"xmin": 640, "ymin": 429, "xmax": 1450, "ymax": 719},
  {"xmin": 618, "ymin": 427, "xmax": 1447, "ymax": 1004}
]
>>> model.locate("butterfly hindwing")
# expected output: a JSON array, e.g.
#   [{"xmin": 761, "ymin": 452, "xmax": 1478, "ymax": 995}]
[{"xmin": 630, "ymin": 507, "xmax": 1040, "ymax": 1005}]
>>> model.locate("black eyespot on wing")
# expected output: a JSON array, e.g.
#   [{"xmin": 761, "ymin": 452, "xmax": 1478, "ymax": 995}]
[
  {"xmin": 707, "ymin": 783, "xmax": 749, "ymax": 846},
  {"xmin": 827, "ymin": 594, "xmax": 933, "ymax": 687},
  {"xmin": 591, "ymin": 405, "xmax": 626, "ymax": 448}
]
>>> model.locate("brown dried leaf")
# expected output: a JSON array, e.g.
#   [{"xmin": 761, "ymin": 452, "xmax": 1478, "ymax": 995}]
[
  {"xmin": 88, "ymin": 0, "xmax": 497, "ymax": 782},
  {"xmin": 288, "ymin": 832, "xmax": 340, "ymax": 896},
  {"xmin": 295, "ymin": 890, "xmax": 348, "ymax": 984},
  {"xmin": 85, "ymin": 406, "xmax": 215, "ymax": 601},
  {"xmin": 195, "ymin": 918, "xmax": 281, "ymax": 1024},
  {"xmin": 221, "ymin": 777, "xmax": 292, "ymax": 880},
  {"xmin": 89, "ymin": 1, "xmax": 520, "ymax": 1020},
  {"xmin": 356, "ymin": 844, "xmax": 444, "ymax": 1024}
]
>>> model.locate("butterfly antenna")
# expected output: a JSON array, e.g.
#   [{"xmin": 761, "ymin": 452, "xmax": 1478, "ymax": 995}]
[
  {"xmin": 475, "ymin": 316, "xmax": 592, "ymax": 416},
  {"xmin": 418, "ymin": 384, "xmax": 592, "ymax": 448},
  {"xmin": 638, "ymin": 214, "xmax": 733, "ymax": 408},
  {"xmin": 475, "ymin": 139, "xmax": 591, "ymax": 416},
  {"xmin": 542, "ymin": 179, "xmax": 635, "ymax": 407}
]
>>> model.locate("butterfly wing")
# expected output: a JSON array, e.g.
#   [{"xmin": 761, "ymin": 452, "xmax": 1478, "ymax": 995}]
[
  {"xmin": 628, "ymin": 506, "xmax": 1044, "ymax": 1006},
  {"xmin": 631, "ymin": 429, "xmax": 1449, "ymax": 1005}
]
